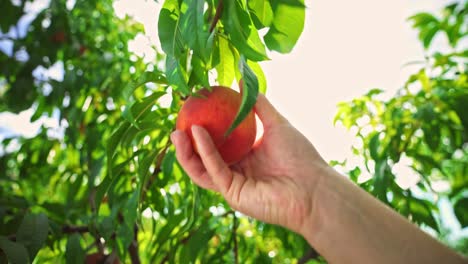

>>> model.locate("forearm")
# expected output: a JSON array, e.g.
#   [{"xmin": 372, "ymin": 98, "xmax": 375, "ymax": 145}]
[{"xmin": 302, "ymin": 166, "xmax": 466, "ymax": 264}]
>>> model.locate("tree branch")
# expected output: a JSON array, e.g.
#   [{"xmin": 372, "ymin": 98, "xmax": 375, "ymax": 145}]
[
  {"xmin": 209, "ymin": 0, "xmax": 224, "ymax": 33},
  {"xmin": 220, "ymin": 210, "xmax": 234, "ymax": 218},
  {"xmin": 62, "ymin": 225, "xmax": 89, "ymax": 234},
  {"xmin": 128, "ymin": 224, "xmax": 141, "ymax": 264},
  {"xmin": 88, "ymin": 186, "xmax": 104, "ymax": 253}
]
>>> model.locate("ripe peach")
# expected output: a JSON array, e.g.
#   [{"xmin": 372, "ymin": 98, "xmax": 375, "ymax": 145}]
[{"xmin": 176, "ymin": 86, "xmax": 256, "ymax": 165}]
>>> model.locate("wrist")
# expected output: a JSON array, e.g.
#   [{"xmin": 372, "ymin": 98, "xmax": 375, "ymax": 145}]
[{"xmin": 299, "ymin": 164, "xmax": 340, "ymax": 246}]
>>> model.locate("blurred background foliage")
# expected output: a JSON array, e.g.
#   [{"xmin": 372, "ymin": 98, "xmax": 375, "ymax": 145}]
[
  {"xmin": 335, "ymin": 0, "xmax": 468, "ymax": 256},
  {"xmin": 0, "ymin": 0, "xmax": 466, "ymax": 263},
  {"xmin": 0, "ymin": 0, "xmax": 312, "ymax": 263}
]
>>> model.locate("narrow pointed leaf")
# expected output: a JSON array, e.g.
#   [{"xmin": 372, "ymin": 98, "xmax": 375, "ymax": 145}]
[
  {"xmin": 0, "ymin": 236, "xmax": 30, "ymax": 264},
  {"xmin": 225, "ymin": 56, "xmax": 259, "ymax": 136}
]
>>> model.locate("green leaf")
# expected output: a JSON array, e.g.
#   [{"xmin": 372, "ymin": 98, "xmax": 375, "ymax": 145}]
[
  {"xmin": 408, "ymin": 197, "xmax": 439, "ymax": 231},
  {"xmin": 124, "ymin": 190, "xmax": 139, "ymax": 227},
  {"xmin": 162, "ymin": 150, "xmax": 176, "ymax": 178},
  {"xmin": 0, "ymin": 236, "xmax": 30, "ymax": 264},
  {"xmin": 422, "ymin": 124, "xmax": 440, "ymax": 151},
  {"xmin": 247, "ymin": 60, "xmax": 267, "ymax": 93},
  {"xmin": 180, "ymin": 0, "xmax": 210, "ymax": 62},
  {"xmin": 99, "ymin": 121, "xmax": 132, "ymax": 211},
  {"xmin": 407, "ymin": 13, "xmax": 439, "ymax": 28},
  {"xmin": 205, "ymin": 30, "xmax": 216, "ymax": 67},
  {"xmin": 368, "ymin": 132, "xmax": 381, "ymax": 161},
  {"xmin": 454, "ymin": 197, "xmax": 468, "ymax": 228},
  {"xmin": 225, "ymin": 56, "xmax": 259, "ymax": 136},
  {"xmin": 156, "ymin": 150, "xmax": 176, "ymax": 188},
  {"xmin": 373, "ymin": 160, "xmax": 389, "ymax": 203},
  {"xmin": 158, "ymin": 0, "xmax": 184, "ymax": 57},
  {"xmin": 138, "ymin": 149, "xmax": 159, "ymax": 205},
  {"xmin": 98, "ymin": 149, "xmax": 146, "ymax": 213},
  {"xmin": 107, "ymin": 121, "xmax": 131, "ymax": 163},
  {"xmin": 248, "ymin": 0, "xmax": 274, "ymax": 28},
  {"xmin": 264, "ymin": 0, "xmax": 305, "ymax": 53},
  {"xmin": 179, "ymin": 228, "xmax": 215, "ymax": 263},
  {"xmin": 349, "ymin": 166, "xmax": 361, "ymax": 182},
  {"xmin": 65, "ymin": 234, "xmax": 85, "ymax": 264},
  {"xmin": 223, "ymin": 0, "xmax": 268, "ymax": 61},
  {"xmin": 98, "ymin": 216, "xmax": 116, "ymax": 241},
  {"xmin": 420, "ymin": 26, "xmax": 439, "ymax": 49},
  {"xmin": 153, "ymin": 213, "xmax": 185, "ymax": 253},
  {"xmin": 116, "ymin": 223, "xmax": 134, "ymax": 259},
  {"xmin": 0, "ymin": 1, "xmax": 24, "ymax": 32},
  {"xmin": 122, "ymin": 91, "xmax": 166, "ymax": 129},
  {"xmin": 216, "ymin": 37, "xmax": 236, "ymax": 87},
  {"xmin": 40, "ymin": 202, "xmax": 66, "ymax": 221},
  {"xmin": 365, "ymin": 88, "xmax": 383, "ymax": 98},
  {"xmin": 66, "ymin": 173, "xmax": 84, "ymax": 205},
  {"xmin": 189, "ymin": 55, "xmax": 210, "ymax": 88},
  {"xmin": 166, "ymin": 55, "xmax": 189, "ymax": 94},
  {"xmin": 123, "ymin": 70, "xmax": 167, "ymax": 99},
  {"xmin": 16, "ymin": 213, "xmax": 49, "ymax": 260}
]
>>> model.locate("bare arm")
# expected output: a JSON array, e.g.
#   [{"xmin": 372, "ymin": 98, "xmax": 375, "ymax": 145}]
[{"xmin": 303, "ymin": 166, "xmax": 466, "ymax": 264}]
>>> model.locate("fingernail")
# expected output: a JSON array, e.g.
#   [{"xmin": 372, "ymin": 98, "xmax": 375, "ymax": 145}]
[{"xmin": 191, "ymin": 125, "xmax": 202, "ymax": 135}]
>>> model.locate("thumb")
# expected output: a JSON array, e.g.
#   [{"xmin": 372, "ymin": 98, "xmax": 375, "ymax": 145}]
[{"xmin": 254, "ymin": 94, "xmax": 286, "ymax": 130}]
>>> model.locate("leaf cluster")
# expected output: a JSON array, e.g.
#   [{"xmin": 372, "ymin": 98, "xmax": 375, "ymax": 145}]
[
  {"xmin": 334, "ymin": 1, "xmax": 468, "ymax": 251},
  {"xmin": 0, "ymin": 0, "xmax": 310, "ymax": 263}
]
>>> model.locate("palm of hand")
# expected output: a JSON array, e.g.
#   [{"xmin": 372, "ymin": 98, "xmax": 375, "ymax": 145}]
[{"xmin": 230, "ymin": 123, "xmax": 323, "ymax": 232}]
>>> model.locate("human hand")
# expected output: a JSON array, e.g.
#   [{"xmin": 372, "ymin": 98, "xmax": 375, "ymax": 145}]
[{"xmin": 170, "ymin": 94, "xmax": 328, "ymax": 234}]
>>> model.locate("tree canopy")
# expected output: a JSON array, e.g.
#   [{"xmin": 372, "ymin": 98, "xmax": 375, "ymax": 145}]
[{"xmin": 335, "ymin": 0, "xmax": 468, "ymax": 254}]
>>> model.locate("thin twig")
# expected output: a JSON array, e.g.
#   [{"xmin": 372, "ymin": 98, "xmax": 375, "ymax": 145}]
[
  {"xmin": 128, "ymin": 224, "xmax": 141, "ymax": 264},
  {"xmin": 105, "ymin": 252, "xmax": 119, "ymax": 264},
  {"xmin": 62, "ymin": 225, "xmax": 90, "ymax": 234},
  {"xmin": 209, "ymin": 0, "xmax": 224, "ymax": 33},
  {"xmin": 88, "ymin": 172, "xmax": 104, "ymax": 253},
  {"xmin": 220, "ymin": 210, "xmax": 234, "ymax": 218},
  {"xmin": 160, "ymin": 254, "xmax": 170, "ymax": 264}
]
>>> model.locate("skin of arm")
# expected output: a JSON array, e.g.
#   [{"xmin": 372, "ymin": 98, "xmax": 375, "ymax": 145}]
[
  {"xmin": 170, "ymin": 94, "xmax": 466, "ymax": 263},
  {"xmin": 304, "ymin": 165, "xmax": 466, "ymax": 264}
]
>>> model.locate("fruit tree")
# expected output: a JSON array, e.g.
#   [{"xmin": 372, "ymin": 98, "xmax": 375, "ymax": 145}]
[{"xmin": 0, "ymin": 0, "xmax": 466, "ymax": 263}]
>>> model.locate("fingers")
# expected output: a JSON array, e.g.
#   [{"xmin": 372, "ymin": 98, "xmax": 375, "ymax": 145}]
[
  {"xmin": 191, "ymin": 125, "xmax": 233, "ymax": 195},
  {"xmin": 170, "ymin": 130, "xmax": 217, "ymax": 190},
  {"xmin": 255, "ymin": 94, "xmax": 286, "ymax": 129}
]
